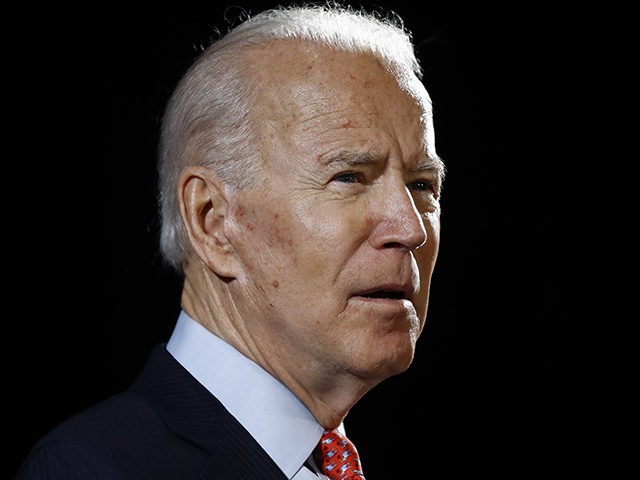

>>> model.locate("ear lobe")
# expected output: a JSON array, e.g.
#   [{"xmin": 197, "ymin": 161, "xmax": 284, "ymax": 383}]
[{"xmin": 178, "ymin": 166, "xmax": 238, "ymax": 278}]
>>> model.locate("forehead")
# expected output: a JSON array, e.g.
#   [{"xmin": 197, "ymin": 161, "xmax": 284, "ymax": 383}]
[
  {"xmin": 249, "ymin": 40, "xmax": 434, "ymax": 165},
  {"xmin": 251, "ymin": 39, "xmax": 428, "ymax": 109}
]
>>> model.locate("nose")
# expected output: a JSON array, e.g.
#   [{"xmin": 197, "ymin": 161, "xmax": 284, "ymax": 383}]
[{"xmin": 369, "ymin": 182, "xmax": 427, "ymax": 251}]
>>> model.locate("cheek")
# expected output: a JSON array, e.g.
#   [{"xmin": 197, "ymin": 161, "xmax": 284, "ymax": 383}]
[
  {"xmin": 230, "ymin": 191, "xmax": 374, "ymax": 289},
  {"xmin": 230, "ymin": 201, "xmax": 296, "ymax": 267},
  {"xmin": 415, "ymin": 216, "xmax": 441, "ymax": 311},
  {"xmin": 230, "ymin": 197, "xmax": 340, "ymax": 291},
  {"xmin": 296, "ymin": 205, "xmax": 373, "ymax": 268},
  {"xmin": 421, "ymin": 208, "xmax": 441, "ymax": 249}
]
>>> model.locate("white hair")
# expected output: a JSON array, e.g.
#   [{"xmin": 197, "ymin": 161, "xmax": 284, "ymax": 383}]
[{"xmin": 158, "ymin": 2, "xmax": 426, "ymax": 271}]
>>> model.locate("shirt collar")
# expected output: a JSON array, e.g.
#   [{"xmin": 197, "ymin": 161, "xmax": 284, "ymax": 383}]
[{"xmin": 166, "ymin": 310, "xmax": 326, "ymax": 477}]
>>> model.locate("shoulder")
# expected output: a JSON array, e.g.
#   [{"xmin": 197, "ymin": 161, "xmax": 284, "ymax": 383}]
[
  {"xmin": 16, "ymin": 391, "xmax": 210, "ymax": 478},
  {"xmin": 15, "ymin": 345, "xmax": 283, "ymax": 479},
  {"xmin": 15, "ymin": 343, "xmax": 225, "ymax": 480}
]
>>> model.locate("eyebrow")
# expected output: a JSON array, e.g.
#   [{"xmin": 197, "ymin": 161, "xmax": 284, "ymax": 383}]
[
  {"xmin": 319, "ymin": 151, "xmax": 378, "ymax": 167},
  {"xmin": 415, "ymin": 155, "xmax": 446, "ymax": 179},
  {"xmin": 319, "ymin": 150, "xmax": 446, "ymax": 181}
]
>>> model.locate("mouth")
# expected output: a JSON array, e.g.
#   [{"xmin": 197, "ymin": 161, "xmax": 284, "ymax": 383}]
[
  {"xmin": 354, "ymin": 285, "xmax": 413, "ymax": 302},
  {"xmin": 358, "ymin": 289, "xmax": 407, "ymax": 300}
]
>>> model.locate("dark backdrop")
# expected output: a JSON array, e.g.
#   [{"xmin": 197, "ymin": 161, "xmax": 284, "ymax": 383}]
[{"xmin": 10, "ymin": 1, "xmax": 583, "ymax": 477}]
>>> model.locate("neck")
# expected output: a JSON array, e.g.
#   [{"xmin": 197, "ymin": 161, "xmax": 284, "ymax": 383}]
[{"xmin": 179, "ymin": 260, "xmax": 379, "ymax": 431}]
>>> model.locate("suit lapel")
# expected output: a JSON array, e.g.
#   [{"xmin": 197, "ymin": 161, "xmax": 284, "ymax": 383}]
[{"xmin": 130, "ymin": 345, "xmax": 288, "ymax": 480}]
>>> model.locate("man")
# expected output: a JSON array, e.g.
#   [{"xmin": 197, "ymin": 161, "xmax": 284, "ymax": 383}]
[{"xmin": 17, "ymin": 3, "xmax": 445, "ymax": 478}]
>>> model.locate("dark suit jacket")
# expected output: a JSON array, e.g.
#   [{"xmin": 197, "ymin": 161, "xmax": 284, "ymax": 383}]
[{"xmin": 16, "ymin": 345, "xmax": 289, "ymax": 479}]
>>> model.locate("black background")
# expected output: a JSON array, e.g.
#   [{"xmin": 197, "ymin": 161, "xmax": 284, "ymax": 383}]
[{"xmin": 10, "ymin": 1, "xmax": 594, "ymax": 477}]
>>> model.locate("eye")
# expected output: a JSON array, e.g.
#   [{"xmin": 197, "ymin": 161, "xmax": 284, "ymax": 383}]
[
  {"xmin": 333, "ymin": 172, "xmax": 364, "ymax": 184},
  {"xmin": 408, "ymin": 179, "xmax": 441, "ymax": 211},
  {"xmin": 408, "ymin": 179, "xmax": 434, "ymax": 193}
]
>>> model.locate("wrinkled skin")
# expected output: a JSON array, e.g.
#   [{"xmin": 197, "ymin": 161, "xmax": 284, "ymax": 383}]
[{"xmin": 180, "ymin": 41, "xmax": 443, "ymax": 428}]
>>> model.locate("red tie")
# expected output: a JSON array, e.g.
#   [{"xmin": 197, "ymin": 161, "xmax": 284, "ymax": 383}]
[{"xmin": 317, "ymin": 429, "xmax": 366, "ymax": 480}]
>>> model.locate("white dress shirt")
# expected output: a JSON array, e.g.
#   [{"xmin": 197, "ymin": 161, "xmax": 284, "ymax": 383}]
[{"xmin": 166, "ymin": 310, "xmax": 336, "ymax": 479}]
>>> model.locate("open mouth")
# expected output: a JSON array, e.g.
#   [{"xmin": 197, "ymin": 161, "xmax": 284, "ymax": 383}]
[{"xmin": 358, "ymin": 289, "xmax": 407, "ymax": 300}]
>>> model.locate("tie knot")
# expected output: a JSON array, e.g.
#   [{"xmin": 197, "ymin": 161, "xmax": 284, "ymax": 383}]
[{"xmin": 317, "ymin": 429, "xmax": 366, "ymax": 480}]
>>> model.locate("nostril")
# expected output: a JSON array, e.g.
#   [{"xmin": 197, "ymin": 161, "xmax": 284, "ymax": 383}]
[
  {"xmin": 381, "ymin": 241, "xmax": 408, "ymax": 250},
  {"xmin": 370, "ymin": 201, "xmax": 428, "ymax": 251}
]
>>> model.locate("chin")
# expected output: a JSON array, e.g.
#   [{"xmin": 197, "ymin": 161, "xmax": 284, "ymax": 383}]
[{"xmin": 357, "ymin": 335, "xmax": 416, "ymax": 380}]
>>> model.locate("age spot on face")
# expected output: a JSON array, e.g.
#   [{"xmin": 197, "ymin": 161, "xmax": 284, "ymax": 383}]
[{"xmin": 233, "ymin": 203, "xmax": 254, "ymax": 230}]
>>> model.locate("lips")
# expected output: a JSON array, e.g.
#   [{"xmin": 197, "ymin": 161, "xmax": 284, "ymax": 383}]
[
  {"xmin": 359, "ymin": 289, "xmax": 406, "ymax": 300},
  {"xmin": 354, "ymin": 283, "xmax": 414, "ymax": 302}
]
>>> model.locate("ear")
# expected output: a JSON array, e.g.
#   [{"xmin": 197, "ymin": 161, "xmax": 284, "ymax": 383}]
[{"xmin": 178, "ymin": 166, "xmax": 238, "ymax": 278}]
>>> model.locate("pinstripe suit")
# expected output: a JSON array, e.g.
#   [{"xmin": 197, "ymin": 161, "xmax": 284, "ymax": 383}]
[{"xmin": 16, "ymin": 345, "xmax": 288, "ymax": 479}]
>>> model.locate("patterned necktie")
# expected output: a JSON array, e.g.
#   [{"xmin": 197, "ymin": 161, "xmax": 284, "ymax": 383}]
[{"xmin": 316, "ymin": 429, "xmax": 366, "ymax": 480}]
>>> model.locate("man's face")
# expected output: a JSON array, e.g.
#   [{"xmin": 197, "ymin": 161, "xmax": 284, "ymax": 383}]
[{"xmin": 225, "ymin": 44, "xmax": 442, "ymax": 385}]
